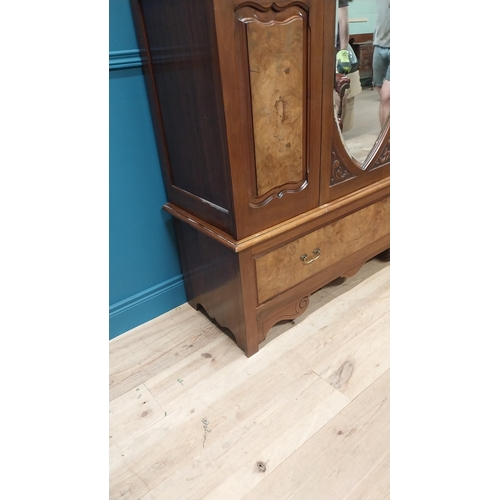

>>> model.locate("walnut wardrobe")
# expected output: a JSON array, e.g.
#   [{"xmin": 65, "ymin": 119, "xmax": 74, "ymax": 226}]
[{"xmin": 129, "ymin": 0, "xmax": 390, "ymax": 356}]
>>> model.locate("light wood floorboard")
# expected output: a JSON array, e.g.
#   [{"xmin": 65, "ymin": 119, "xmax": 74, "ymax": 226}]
[{"xmin": 109, "ymin": 257, "xmax": 390, "ymax": 500}]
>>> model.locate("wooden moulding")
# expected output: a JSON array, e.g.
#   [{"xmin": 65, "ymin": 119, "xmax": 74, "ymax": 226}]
[
  {"xmin": 167, "ymin": 178, "xmax": 390, "ymax": 356},
  {"xmin": 162, "ymin": 176, "xmax": 390, "ymax": 253}
]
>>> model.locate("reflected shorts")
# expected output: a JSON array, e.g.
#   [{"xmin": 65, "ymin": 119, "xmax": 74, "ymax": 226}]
[{"xmin": 373, "ymin": 46, "xmax": 390, "ymax": 87}]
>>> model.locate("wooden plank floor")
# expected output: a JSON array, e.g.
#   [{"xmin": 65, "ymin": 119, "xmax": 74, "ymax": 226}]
[{"xmin": 109, "ymin": 257, "xmax": 390, "ymax": 500}]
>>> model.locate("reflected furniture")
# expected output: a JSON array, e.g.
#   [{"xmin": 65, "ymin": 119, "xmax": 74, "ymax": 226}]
[
  {"xmin": 356, "ymin": 41, "xmax": 374, "ymax": 88},
  {"xmin": 335, "ymin": 74, "xmax": 351, "ymax": 131},
  {"xmin": 130, "ymin": 0, "xmax": 390, "ymax": 357},
  {"xmin": 349, "ymin": 33, "xmax": 375, "ymax": 89}
]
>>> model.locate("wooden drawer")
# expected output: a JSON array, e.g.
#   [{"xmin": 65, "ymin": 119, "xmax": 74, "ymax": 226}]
[{"xmin": 255, "ymin": 197, "xmax": 389, "ymax": 304}]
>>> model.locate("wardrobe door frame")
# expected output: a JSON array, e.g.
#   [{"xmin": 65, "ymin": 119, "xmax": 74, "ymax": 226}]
[
  {"xmin": 319, "ymin": 0, "xmax": 390, "ymax": 206},
  {"xmin": 213, "ymin": 0, "xmax": 325, "ymax": 239}
]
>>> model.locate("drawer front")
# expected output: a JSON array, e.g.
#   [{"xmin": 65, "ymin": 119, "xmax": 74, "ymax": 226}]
[{"xmin": 255, "ymin": 197, "xmax": 389, "ymax": 304}]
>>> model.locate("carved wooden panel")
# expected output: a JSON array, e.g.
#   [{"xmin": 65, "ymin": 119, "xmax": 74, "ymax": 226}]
[
  {"xmin": 255, "ymin": 196, "xmax": 390, "ymax": 303},
  {"xmin": 330, "ymin": 150, "xmax": 356, "ymax": 186},
  {"xmin": 370, "ymin": 138, "xmax": 390, "ymax": 170},
  {"xmin": 237, "ymin": 5, "xmax": 308, "ymax": 200}
]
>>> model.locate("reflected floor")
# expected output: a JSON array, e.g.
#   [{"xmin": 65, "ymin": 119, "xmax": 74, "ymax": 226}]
[{"xmin": 342, "ymin": 88, "xmax": 382, "ymax": 163}]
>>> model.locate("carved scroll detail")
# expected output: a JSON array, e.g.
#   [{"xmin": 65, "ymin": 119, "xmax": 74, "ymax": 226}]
[
  {"xmin": 249, "ymin": 180, "xmax": 308, "ymax": 208},
  {"xmin": 260, "ymin": 295, "xmax": 310, "ymax": 341},
  {"xmin": 296, "ymin": 296, "xmax": 309, "ymax": 312},
  {"xmin": 236, "ymin": 1, "xmax": 310, "ymax": 13},
  {"xmin": 330, "ymin": 150, "xmax": 355, "ymax": 186},
  {"xmin": 371, "ymin": 138, "xmax": 390, "ymax": 170}
]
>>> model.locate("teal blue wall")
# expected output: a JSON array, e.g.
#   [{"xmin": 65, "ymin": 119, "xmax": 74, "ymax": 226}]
[
  {"xmin": 347, "ymin": 0, "xmax": 377, "ymax": 36},
  {"xmin": 109, "ymin": 0, "xmax": 186, "ymax": 340}
]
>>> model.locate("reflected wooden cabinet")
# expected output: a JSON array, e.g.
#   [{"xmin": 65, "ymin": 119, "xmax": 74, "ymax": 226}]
[{"xmin": 130, "ymin": 0, "xmax": 390, "ymax": 356}]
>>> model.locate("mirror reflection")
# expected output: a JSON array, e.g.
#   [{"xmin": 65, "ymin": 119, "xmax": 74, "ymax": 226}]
[{"xmin": 334, "ymin": 0, "xmax": 390, "ymax": 165}]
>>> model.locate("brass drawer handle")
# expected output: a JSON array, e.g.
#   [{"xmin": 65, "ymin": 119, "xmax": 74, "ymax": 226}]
[{"xmin": 300, "ymin": 248, "xmax": 321, "ymax": 264}]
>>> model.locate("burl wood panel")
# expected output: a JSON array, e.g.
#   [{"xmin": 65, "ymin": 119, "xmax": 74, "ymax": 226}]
[
  {"xmin": 245, "ymin": 10, "xmax": 305, "ymax": 196},
  {"xmin": 255, "ymin": 197, "xmax": 390, "ymax": 303}
]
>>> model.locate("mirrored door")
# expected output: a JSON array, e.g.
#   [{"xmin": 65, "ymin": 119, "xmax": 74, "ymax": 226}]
[
  {"xmin": 320, "ymin": 0, "xmax": 390, "ymax": 205},
  {"xmin": 334, "ymin": 0, "xmax": 390, "ymax": 166}
]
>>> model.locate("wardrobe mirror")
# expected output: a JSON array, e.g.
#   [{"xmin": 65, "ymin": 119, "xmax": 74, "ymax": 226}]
[{"xmin": 334, "ymin": 0, "xmax": 390, "ymax": 166}]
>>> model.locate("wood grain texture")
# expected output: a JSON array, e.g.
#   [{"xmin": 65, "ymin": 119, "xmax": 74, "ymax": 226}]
[
  {"xmin": 345, "ymin": 452, "xmax": 390, "ymax": 500},
  {"xmin": 211, "ymin": 0, "xmax": 323, "ymax": 238},
  {"xmin": 131, "ymin": 0, "xmax": 236, "ymax": 235},
  {"xmin": 162, "ymin": 176, "xmax": 390, "ymax": 253},
  {"xmin": 173, "ymin": 218, "xmax": 260, "ymax": 356},
  {"xmin": 143, "ymin": 334, "xmax": 244, "ymax": 415},
  {"xmin": 242, "ymin": 370, "xmax": 390, "ymax": 500},
  {"xmin": 255, "ymin": 197, "xmax": 389, "ymax": 303},
  {"xmin": 109, "ymin": 303, "xmax": 223, "ymax": 401},
  {"xmin": 312, "ymin": 312, "xmax": 389, "ymax": 399},
  {"xmin": 121, "ymin": 1, "xmax": 391, "ymax": 494},
  {"xmin": 109, "ymin": 261, "xmax": 389, "ymax": 499},
  {"xmin": 131, "ymin": 0, "xmax": 390, "ymax": 358},
  {"xmin": 162, "ymin": 174, "xmax": 388, "ymax": 357},
  {"xmin": 109, "ymin": 383, "xmax": 164, "ymax": 452},
  {"xmin": 141, "ymin": 372, "xmax": 350, "ymax": 500},
  {"xmin": 245, "ymin": 11, "xmax": 305, "ymax": 196}
]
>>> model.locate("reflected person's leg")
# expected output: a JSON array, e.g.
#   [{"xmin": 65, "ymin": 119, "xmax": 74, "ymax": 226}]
[
  {"xmin": 378, "ymin": 79, "xmax": 390, "ymax": 127},
  {"xmin": 373, "ymin": 46, "xmax": 390, "ymax": 128}
]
